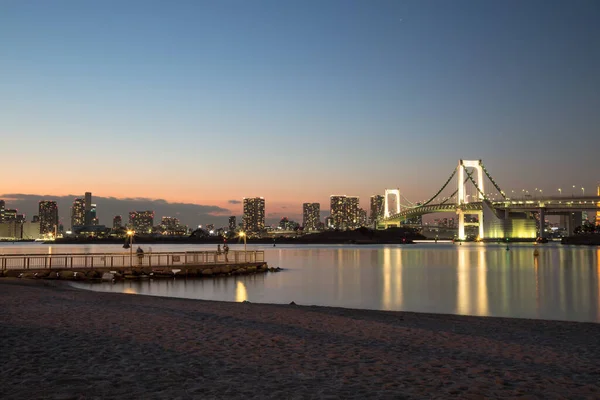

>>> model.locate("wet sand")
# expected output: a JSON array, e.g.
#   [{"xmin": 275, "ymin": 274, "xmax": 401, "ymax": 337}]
[{"xmin": 1, "ymin": 279, "xmax": 599, "ymax": 399}]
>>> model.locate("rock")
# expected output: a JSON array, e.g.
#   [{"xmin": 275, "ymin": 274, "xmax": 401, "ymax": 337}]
[
  {"xmin": 289, "ymin": 301, "xmax": 296, "ymax": 305},
  {"xmin": 58, "ymin": 270, "xmax": 75, "ymax": 279},
  {"xmin": 34, "ymin": 271, "xmax": 50, "ymax": 279},
  {"xmin": 220, "ymin": 266, "xmax": 231, "ymax": 274},
  {"xmin": 211, "ymin": 266, "xmax": 222, "ymax": 274},
  {"xmin": 246, "ymin": 266, "xmax": 257, "ymax": 273},
  {"xmin": 202, "ymin": 268, "xmax": 213, "ymax": 275},
  {"xmin": 5, "ymin": 270, "xmax": 22, "ymax": 278}
]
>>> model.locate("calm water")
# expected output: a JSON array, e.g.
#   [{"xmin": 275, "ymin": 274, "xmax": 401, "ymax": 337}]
[{"xmin": 2, "ymin": 241, "xmax": 599, "ymax": 323}]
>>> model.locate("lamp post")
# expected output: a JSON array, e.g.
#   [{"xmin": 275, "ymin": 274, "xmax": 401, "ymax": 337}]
[
  {"xmin": 582, "ymin": 187, "xmax": 585, "ymax": 197},
  {"xmin": 239, "ymin": 231, "xmax": 247, "ymax": 262},
  {"xmin": 558, "ymin": 188, "xmax": 562, "ymax": 196},
  {"xmin": 127, "ymin": 230, "xmax": 134, "ymax": 267}
]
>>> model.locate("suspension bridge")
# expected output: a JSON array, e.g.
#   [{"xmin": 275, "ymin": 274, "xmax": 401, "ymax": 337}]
[{"xmin": 380, "ymin": 160, "xmax": 600, "ymax": 240}]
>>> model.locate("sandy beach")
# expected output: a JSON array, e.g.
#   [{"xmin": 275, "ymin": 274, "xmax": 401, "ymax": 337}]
[{"xmin": 1, "ymin": 279, "xmax": 599, "ymax": 399}]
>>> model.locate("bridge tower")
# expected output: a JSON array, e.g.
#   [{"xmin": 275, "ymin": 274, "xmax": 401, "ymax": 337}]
[
  {"xmin": 457, "ymin": 160, "xmax": 485, "ymax": 240},
  {"xmin": 384, "ymin": 189, "xmax": 401, "ymax": 218}
]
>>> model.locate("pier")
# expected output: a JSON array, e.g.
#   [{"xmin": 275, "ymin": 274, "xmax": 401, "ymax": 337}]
[{"xmin": 0, "ymin": 250, "xmax": 269, "ymax": 279}]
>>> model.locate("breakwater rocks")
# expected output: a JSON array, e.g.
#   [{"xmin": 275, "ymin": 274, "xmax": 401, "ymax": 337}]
[{"xmin": 1, "ymin": 263, "xmax": 280, "ymax": 281}]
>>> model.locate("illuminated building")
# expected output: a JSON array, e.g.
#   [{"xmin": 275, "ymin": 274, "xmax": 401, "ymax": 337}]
[
  {"xmin": 369, "ymin": 195, "xmax": 384, "ymax": 226},
  {"xmin": 0, "ymin": 200, "xmax": 4, "ymax": 222},
  {"xmin": 228, "ymin": 216, "xmax": 236, "ymax": 231},
  {"xmin": 358, "ymin": 208, "xmax": 368, "ymax": 227},
  {"xmin": 71, "ymin": 198, "xmax": 85, "ymax": 229},
  {"xmin": 113, "ymin": 215, "xmax": 122, "ymax": 230},
  {"xmin": 16, "ymin": 214, "xmax": 26, "ymax": 223},
  {"xmin": 3, "ymin": 209, "xmax": 17, "ymax": 221},
  {"xmin": 330, "ymin": 195, "xmax": 361, "ymax": 230},
  {"xmin": 90, "ymin": 204, "xmax": 98, "ymax": 225},
  {"xmin": 39, "ymin": 201, "xmax": 58, "ymax": 235},
  {"xmin": 330, "ymin": 196, "xmax": 346, "ymax": 229},
  {"xmin": 84, "ymin": 192, "xmax": 92, "ymax": 226},
  {"xmin": 302, "ymin": 203, "xmax": 320, "ymax": 231},
  {"xmin": 129, "ymin": 211, "xmax": 154, "ymax": 234},
  {"xmin": 325, "ymin": 216, "xmax": 334, "ymax": 229},
  {"xmin": 32, "ymin": 215, "xmax": 39, "ymax": 223},
  {"xmin": 346, "ymin": 196, "xmax": 360, "ymax": 229},
  {"xmin": 243, "ymin": 197, "xmax": 265, "ymax": 233}
]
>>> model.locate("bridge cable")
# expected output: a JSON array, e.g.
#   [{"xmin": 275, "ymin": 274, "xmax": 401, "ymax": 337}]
[
  {"xmin": 480, "ymin": 162, "xmax": 507, "ymax": 199},
  {"xmin": 419, "ymin": 167, "xmax": 458, "ymax": 207},
  {"xmin": 462, "ymin": 166, "xmax": 491, "ymax": 203},
  {"xmin": 385, "ymin": 168, "xmax": 458, "ymax": 219}
]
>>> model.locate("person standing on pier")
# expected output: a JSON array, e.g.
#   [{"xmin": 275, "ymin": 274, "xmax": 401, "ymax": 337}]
[
  {"xmin": 136, "ymin": 246, "xmax": 144, "ymax": 266},
  {"xmin": 223, "ymin": 243, "xmax": 229, "ymax": 262}
]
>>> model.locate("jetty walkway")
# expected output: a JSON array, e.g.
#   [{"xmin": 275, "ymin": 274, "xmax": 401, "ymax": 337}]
[{"xmin": 0, "ymin": 250, "xmax": 269, "ymax": 280}]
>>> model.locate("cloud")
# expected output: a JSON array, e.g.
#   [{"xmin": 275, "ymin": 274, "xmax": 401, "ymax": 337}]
[
  {"xmin": 0, "ymin": 193, "xmax": 231, "ymax": 228},
  {"xmin": 228, "ymin": 199, "xmax": 242, "ymax": 204}
]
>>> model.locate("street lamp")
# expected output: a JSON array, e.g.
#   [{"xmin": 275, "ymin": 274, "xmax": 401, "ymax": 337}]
[
  {"xmin": 582, "ymin": 187, "xmax": 585, "ymax": 196},
  {"xmin": 127, "ymin": 230, "xmax": 134, "ymax": 267},
  {"xmin": 238, "ymin": 231, "xmax": 247, "ymax": 261},
  {"xmin": 558, "ymin": 188, "xmax": 562, "ymax": 196}
]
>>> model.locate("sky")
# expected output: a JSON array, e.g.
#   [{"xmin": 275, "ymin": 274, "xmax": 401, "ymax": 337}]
[{"xmin": 1, "ymin": 0, "xmax": 599, "ymax": 227}]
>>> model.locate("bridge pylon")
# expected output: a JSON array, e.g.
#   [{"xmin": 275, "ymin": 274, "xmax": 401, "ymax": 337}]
[
  {"xmin": 384, "ymin": 189, "xmax": 400, "ymax": 218},
  {"xmin": 457, "ymin": 160, "xmax": 485, "ymax": 240}
]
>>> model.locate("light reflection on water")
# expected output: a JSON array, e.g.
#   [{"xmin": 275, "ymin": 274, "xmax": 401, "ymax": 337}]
[{"xmin": 2, "ymin": 242, "xmax": 599, "ymax": 322}]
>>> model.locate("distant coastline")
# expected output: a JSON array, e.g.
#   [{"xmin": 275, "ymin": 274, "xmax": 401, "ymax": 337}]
[{"xmin": 47, "ymin": 227, "xmax": 424, "ymax": 246}]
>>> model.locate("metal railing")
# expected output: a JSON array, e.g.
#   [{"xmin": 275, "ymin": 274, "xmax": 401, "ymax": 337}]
[{"xmin": 0, "ymin": 250, "xmax": 264, "ymax": 271}]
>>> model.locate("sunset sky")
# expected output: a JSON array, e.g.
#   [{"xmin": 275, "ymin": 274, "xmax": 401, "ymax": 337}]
[{"xmin": 1, "ymin": 0, "xmax": 599, "ymax": 226}]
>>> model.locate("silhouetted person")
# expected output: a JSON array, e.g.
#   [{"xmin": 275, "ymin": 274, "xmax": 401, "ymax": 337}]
[
  {"xmin": 136, "ymin": 246, "xmax": 144, "ymax": 265},
  {"xmin": 223, "ymin": 243, "xmax": 229, "ymax": 262}
]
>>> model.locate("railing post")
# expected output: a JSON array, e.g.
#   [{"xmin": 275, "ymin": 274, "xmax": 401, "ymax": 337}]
[{"xmin": 26, "ymin": 257, "xmax": 30, "ymax": 270}]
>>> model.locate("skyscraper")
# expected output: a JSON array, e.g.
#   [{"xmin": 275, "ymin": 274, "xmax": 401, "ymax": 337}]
[
  {"xmin": 113, "ymin": 215, "xmax": 122, "ymax": 230},
  {"xmin": 303, "ymin": 203, "xmax": 320, "ymax": 231},
  {"xmin": 346, "ymin": 196, "xmax": 360, "ymax": 229},
  {"xmin": 90, "ymin": 204, "xmax": 98, "ymax": 225},
  {"xmin": 243, "ymin": 197, "xmax": 265, "ymax": 233},
  {"xmin": 129, "ymin": 211, "xmax": 154, "ymax": 234},
  {"xmin": 39, "ymin": 201, "xmax": 58, "ymax": 235},
  {"xmin": 369, "ymin": 195, "xmax": 384, "ymax": 226},
  {"xmin": 0, "ymin": 199, "xmax": 5, "ymax": 222},
  {"xmin": 84, "ymin": 192, "xmax": 92, "ymax": 226},
  {"xmin": 71, "ymin": 198, "xmax": 85, "ymax": 229},
  {"xmin": 228, "ymin": 216, "xmax": 236, "ymax": 231},
  {"xmin": 330, "ymin": 195, "xmax": 361, "ymax": 230},
  {"xmin": 330, "ymin": 195, "xmax": 346, "ymax": 230}
]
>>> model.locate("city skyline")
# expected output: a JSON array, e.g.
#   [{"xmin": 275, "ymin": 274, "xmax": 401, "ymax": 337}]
[{"xmin": 1, "ymin": 1, "xmax": 599, "ymax": 221}]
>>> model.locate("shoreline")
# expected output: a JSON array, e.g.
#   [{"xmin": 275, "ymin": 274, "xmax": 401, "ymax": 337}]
[{"xmin": 1, "ymin": 279, "xmax": 599, "ymax": 399}]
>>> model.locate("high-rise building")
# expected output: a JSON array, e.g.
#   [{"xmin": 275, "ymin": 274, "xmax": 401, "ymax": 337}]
[
  {"xmin": 32, "ymin": 215, "xmax": 39, "ymax": 223},
  {"xmin": 243, "ymin": 197, "xmax": 265, "ymax": 233},
  {"xmin": 90, "ymin": 204, "xmax": 98, "ymax": 225},
  {"xmin": 228, "ymin": 216, "xmax": 237, "ymax": 232},
  {"xmin": 346, "ymin": 196, "xmax": 360, "ymax": 229},
  {"xmin": 129, "ymin": 211, "xmax": 154, "ymax": 234},
  {"xmin": 302, "ymin": 203, "xmax": 320, "ymax": 231},
  {"xmin": 330, "ymin": 196, "xmax": 346, "ymax": 230},
  {"xmin": 369, "ymin": 195, "xmax": 384, "ymax": 226},
  {"xmin": 84, "ymin": 192, "xmax": 92, "ymax": 226},
  {"xmin": 39, "ymin": 201, "xmax": 58, "ymax": 235},
  {"xmin": 113, "ymin": 215, "xmax": 122, "ymax": 230},
  {"xmin": 330, "ymin": 195, "xmax": 361, "ymax": 230},
  {"xmin": 0, "ymin": 199, "xmax": 5, "ymax": 222},
  {"xmin": 71, "ymin": 198, "xmax": 85, "ymax": 229},
  {"xmin": 357, "ymin": 208, "xmax": 368, "ymax": 228}
]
